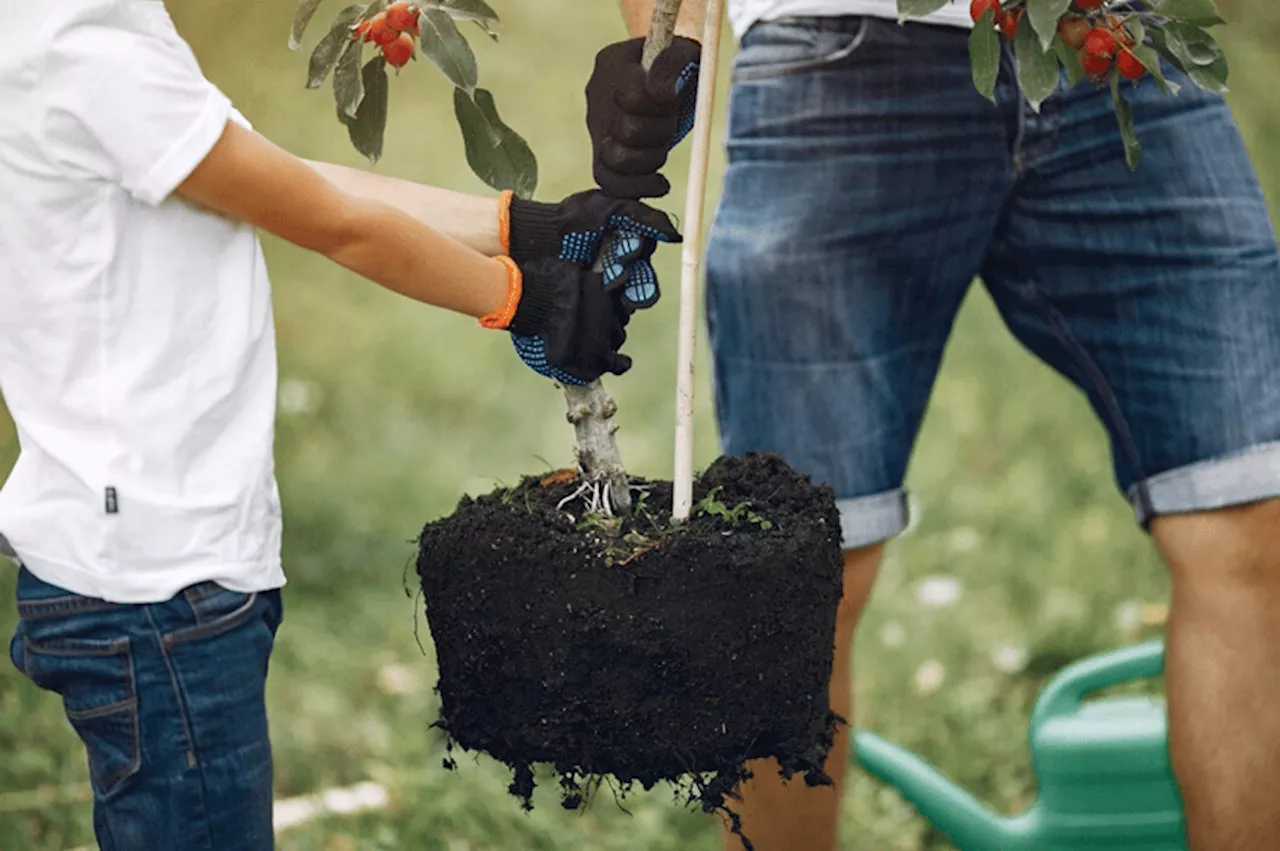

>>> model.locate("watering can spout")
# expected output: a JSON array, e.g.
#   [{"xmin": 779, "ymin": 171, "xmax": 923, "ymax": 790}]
[{"xmin": 855, "ymin": 732, "xmax": 1022, "ymax": 851}]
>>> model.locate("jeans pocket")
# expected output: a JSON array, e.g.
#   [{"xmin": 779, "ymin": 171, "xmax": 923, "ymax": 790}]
[
  {"xmin": 166, "ymin": 584, "xmax": 263, "ymax": 649},
  {"xmin": 20, "ymin": 634, "xmax": 142, "ymax": 798},
  {"xmin": 734, "ymin": 17, "xmax": 872, "ymax": 81}
]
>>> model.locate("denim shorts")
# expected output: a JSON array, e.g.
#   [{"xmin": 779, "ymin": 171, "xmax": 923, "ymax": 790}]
[
  {"xmin": 706, "ymin": 16, "xmax": 1280, "ymax": 549},
  {"xmin": 9, "ymin": 566, "xmax": 283, "ymax": 850}
]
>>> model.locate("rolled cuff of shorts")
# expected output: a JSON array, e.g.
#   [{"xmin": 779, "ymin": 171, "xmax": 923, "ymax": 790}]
[
  {"xmin": 1129, "ymin": 440, "xmax": 1280, "ymax": 527},
  {"xmin": 837, "ymin": 489, "xmax": 910, "ymax": 550}
]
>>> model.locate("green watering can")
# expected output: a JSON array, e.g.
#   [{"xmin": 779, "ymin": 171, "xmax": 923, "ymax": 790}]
[{"xmin": 854, "ymin": 640, "xmax": 1187, "ymax": 850}]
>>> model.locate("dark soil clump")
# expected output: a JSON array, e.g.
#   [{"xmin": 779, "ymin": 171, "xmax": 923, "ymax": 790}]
[{"xmin": 416, "ymin": 453, "xmax": 845, "ymax": 846}]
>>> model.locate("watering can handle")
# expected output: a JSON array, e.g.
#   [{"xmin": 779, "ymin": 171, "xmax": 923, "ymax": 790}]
[{"xmin": 1030, "ymin": 640, "xmax": 1165, "ymax": 726}]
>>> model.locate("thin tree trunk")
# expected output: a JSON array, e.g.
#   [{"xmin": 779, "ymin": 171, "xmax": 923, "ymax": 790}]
[{"xmin": 563, "ymin": 0, "xmax": 684, "ymax": 517}]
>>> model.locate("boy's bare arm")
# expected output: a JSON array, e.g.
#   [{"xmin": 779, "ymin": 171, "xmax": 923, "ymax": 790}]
[
  {"xmin": 177, "ymin": 121, "xmax": 508, "ymax": 320},
  {"xmin": 620, "ymin": 0, "xmax": 706, "ymax": 40},
  {"xmin": 301, "ymin": 161, "xmax": 505, "ymax": 258}
]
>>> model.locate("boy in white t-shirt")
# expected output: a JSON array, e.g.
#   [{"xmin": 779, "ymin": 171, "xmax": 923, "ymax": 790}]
[
  {"xmin": 0, "ymin": 2, "xmax": 678, "ymax": 847},
  {"xmin": 588, "ymin": 2, "xmax": 1280, "ymax": 850}
]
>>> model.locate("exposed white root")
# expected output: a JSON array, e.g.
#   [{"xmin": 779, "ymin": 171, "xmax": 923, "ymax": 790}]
[
  {"xmin": 557, "ymin": 482, "xmax": 593, "ymax": 512},
  {"xmin": 601, "ymin": 482, "xmax": 614, "ymax": 518}
]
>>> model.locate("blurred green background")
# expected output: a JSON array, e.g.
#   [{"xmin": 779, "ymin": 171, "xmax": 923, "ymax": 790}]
[{"xmin": 2, "ymin": 1, "xmax": 1277, "ymax": 849}]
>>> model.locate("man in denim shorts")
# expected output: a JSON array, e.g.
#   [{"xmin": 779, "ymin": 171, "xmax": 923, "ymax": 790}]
[{"xmin": 586, "ymin": 1, "xmax": 1280, "ymax": 849}]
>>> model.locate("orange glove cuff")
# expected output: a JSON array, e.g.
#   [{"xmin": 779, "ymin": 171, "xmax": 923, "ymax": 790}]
[
  {"xmin": 497, "ymin": 190, "xmax": 514, "ymax": 255},
  {"xmin": 479, "ymin": 255, "xmax": 522, "ymax": 330}
]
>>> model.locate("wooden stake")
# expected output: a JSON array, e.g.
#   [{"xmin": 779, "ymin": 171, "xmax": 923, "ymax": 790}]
[{"xmin": 672, "ymin": 0, "xmax": 724, "ymax": 522}]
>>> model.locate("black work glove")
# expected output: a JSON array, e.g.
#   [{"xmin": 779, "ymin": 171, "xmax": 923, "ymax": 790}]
[
  {"xmin": 507, "ymin": 258, "xmax": 633, "ymax": 385},
  {"xmin": 586, "ymin": 36, "xmax": 702, "ymax": 199},
  {"xmin": 505, "ymin": 189, "xmax": 682, "ymax": 309}
]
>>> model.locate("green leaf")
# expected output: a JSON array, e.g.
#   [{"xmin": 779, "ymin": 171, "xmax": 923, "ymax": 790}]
[
  {"xmin": 1147, "ymin": 26, "xmax": 1190, "ymax": 72},
  {"xmin": 1027, "ymin": 0, "xmax": 1071, "ymax": 51},
  {"xmin": 437, "ymin": 0, "xmax": 499, "ymax": 26},
  {"xmin": 1158, "ymin": 22, "xmax": 1229, "ymax": 92},
  {"xmin": 1124, "ymin": 18, "xmax": 1145, "ymax": 47},
  {"xmin": 1014, "ymin": 13, "xmax": 1060, "ymax": 111},
  {"xmin": 1052, "ymin": 35, "xmax": 1083, "ymax": 87},
  {"xmin": 333, "ymin": 36, "xmax": 366, "ymax": 119},
  {"xmin": 969, "ymin": 9, "xmax": 1001, "ymax": 103},
  {"xmin": 1186, "ymin": 55, "xmax": 1229, "ymax": 93},
  {"xmin": 897, "ymin": 0, "xmax": 949, "ymax": 23},
  {"xmin": 427, "ymin": 0, "xmax": 501, "ymax": 39},
  {"xmin": 290, "ymin": 0, "xmax": 326, "ymax": 50},
  {"xmin": 308, "ymin": 5, "xmax": 366, "ymax": 89},
  {"xmin": 338, "ymin": 56, "xmax": 389, "ymax": 165},
  {"xmin": 1148, "ymin": 0, "xmax": 1225, "ymax": 26},
  {"xmin": 1162, "ymin": 22, "xmax": 1226, "ymax": 66},
  {"xmin": 418, "ymin": 9, "xmax": 479, "ymax": 92},
  {"xmin": 453, "ymin": 88, "xmax": 538, "ymax": 198},
  {"xmin": 1110, "ymin": 72, "xmax": 1141, "ymax": 170},
  {"xmin": 1129, "ymin": 43, "xmax": 1179, "ymax": 95},
  {"xmin": 471, "ymin": 20, "xmax": 500, "ymax": 41}
]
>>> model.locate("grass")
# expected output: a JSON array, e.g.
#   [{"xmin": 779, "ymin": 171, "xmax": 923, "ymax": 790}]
[{"xmin": 1, "ymin": 1, "xmax": 1277, "ymax": 849}]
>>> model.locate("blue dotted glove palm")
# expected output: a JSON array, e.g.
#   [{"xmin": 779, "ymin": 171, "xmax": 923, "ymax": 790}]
[
  {"xmin": 500, "ymin": 257, "xmax": 633, "ymax": 386},
  {"xmin": 504, "ymin": 190, "xmax": 681, "ymax": 384}
]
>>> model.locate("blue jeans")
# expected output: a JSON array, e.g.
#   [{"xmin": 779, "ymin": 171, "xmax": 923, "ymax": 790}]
[
  {"xmin": 707, "ymin": 16, "xmax": 1280, "ymax": 548},
  {"xmin": 8, "ymin": 566, "xmax": 283, "ymax": 850}
]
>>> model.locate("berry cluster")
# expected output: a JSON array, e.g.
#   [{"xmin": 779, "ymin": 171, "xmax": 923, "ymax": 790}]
[
  {"xmin": 970, "ymin": 0, "xmax": 1148, "ymax": 83},
  {"xmin": 971, "ymin": 0, "xmax": 1024, "ymax": 39},
  {"xmin": 353, "ymin": 2, "xmax": 420, "ymax": 69}
]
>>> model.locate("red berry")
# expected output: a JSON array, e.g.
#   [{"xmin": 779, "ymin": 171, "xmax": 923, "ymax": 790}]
[
  {"xmin": 383, "ymin": 32, "xmax": 414, "ymax": 68},
  {"xmin": 1080, "ymin": 51, "xmax": 1112, "ymax": 81},
  {"xmin": 1106, "ymin": 15, "xmax": 1136, "ymax": 47},
  {"xmin": 998, "ymin": 7, "xmax": 1023, "ymax": 38},
  {"xmin": 385, "ymin": 3, "xmax": 419, "ymax": 34},
  {"xmin": 1083, "ymin": 28, "xmax": 1118, "ymax": 60},
  {"xmin": 1076, "ymin": 0, "xmax": 1106, "ymax": 9},
  {"xmin": 970, "ymin": 0, "xmax": 1000, "ymax": 23},
  {"xmin": 1059, "ymin": 17, "xmax": 1090, "ymax": 50},
  {"xmin": 1117, "ymin": 49, "xmax": 1146, "ymax": 80},
  {"xmin": 367, "ymin": 13, "xmax": 398, "ymax": 46}
]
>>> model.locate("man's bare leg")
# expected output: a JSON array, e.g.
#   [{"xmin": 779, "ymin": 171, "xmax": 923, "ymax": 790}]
[
  {"xmin": 721, "ymin": 545, "xmax": 884, "ymax": 851},
  {"xmin": 1153, "ymin": 498, "xmax": 1280, "ymax": 851}
]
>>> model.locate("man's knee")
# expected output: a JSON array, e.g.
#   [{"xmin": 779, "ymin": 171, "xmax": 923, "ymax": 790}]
[
  {"xmin": 836, "ymin": 544, "xmax": 884, "ymax": 636},
  {"xmin": 1154, "ymin": 498, "xmax": 1280, "ymax": 591}
]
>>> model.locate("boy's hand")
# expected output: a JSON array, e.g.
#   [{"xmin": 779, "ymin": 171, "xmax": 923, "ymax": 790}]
[
  {"xmin": 585, "ymin": 36, "xmax": 701, "ymax": 199},
  {"xmin": 502, "ymin": 189, "xmax": 681, "ymax": 310},
  {"xmin": 485, "ymin": 191, "xmax": 680, "ymax": 385},
  {"xmin": 505, "ymin": 259, "xmax": 634, "ymax": 385}
]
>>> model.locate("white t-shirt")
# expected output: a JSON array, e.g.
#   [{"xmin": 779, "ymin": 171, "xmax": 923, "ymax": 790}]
[
  {"xmin": 0, "ymin": 0, "xmax": 285, "ymax": 603},
  {"xmin": 730, "ymin": 0, "xmax": 973, "ymax": 39}
]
